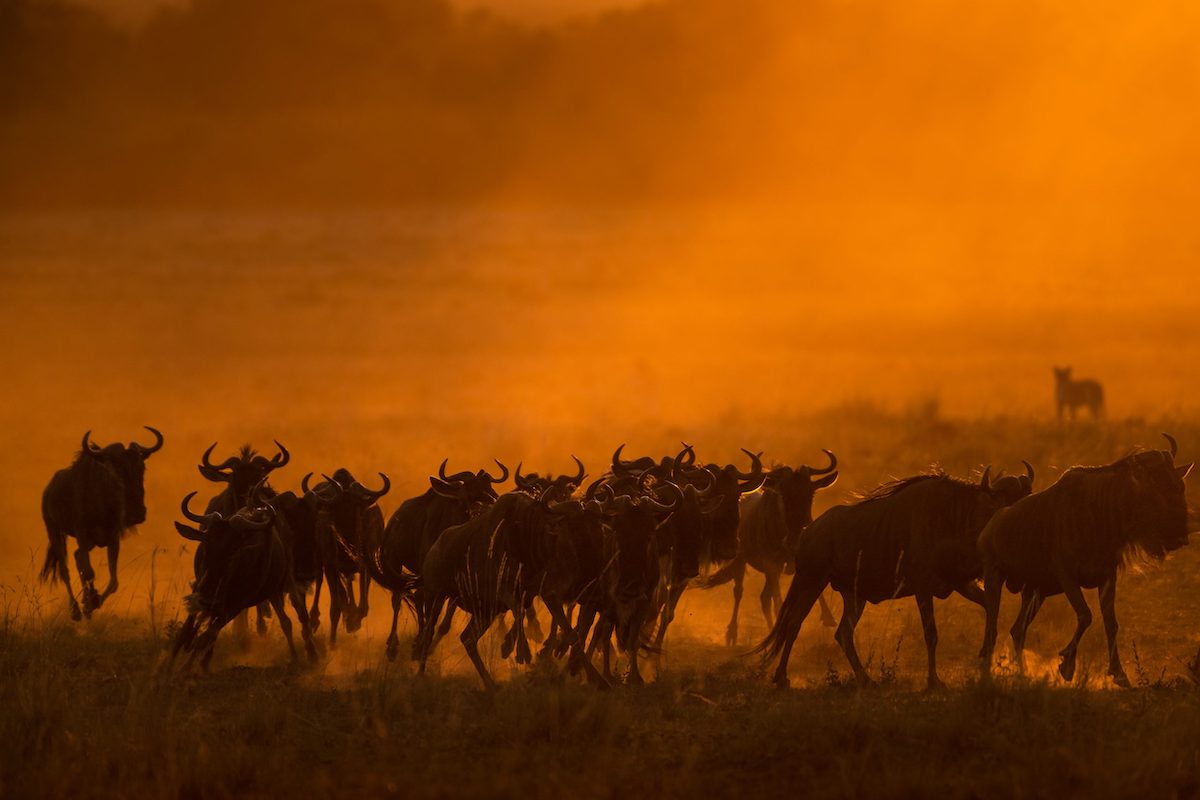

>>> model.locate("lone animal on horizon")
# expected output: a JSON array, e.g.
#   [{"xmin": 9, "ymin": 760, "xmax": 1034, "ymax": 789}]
[
  {"xmin": 1053, "ymin": 366, "xmax": 1104, "ymax": 420},
  {"xmin": 757, "ymin": 462, "xmax": 1034, "ymax": 689},
  {"xmin": 40, "ymin": 427, "xmax": 163, "ymax": 620},
  {"xmin": 978, "ymin": 434, "xmax": 1192, "ymax": 687}
]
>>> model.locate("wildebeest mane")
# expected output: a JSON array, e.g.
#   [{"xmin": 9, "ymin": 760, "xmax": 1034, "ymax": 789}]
[{"xmin": 850, "ymin": 471, "xmax": 955, "ymax": 504}]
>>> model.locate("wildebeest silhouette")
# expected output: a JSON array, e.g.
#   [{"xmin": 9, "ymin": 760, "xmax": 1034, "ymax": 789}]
[
  {"xmin": 169, "ymin": 491, "xmax": 317, "ymax": 671},
  {"xmin": 979, "ymin": 435, "xmax": 1192, "ymax": 687},
  {"xmin": 758, "ymin": 463, "xmax": 1034, "ymax": 689},
  {"xmin": 40, "ymin": 427, "xmax": 163, "ymax": 619},
  {"xmin": 699, "ymin": 450, "xmax": 840, "ymax": 646},
  {"xmin": 376, "ymin": 459, "xmax": 508, "ymax": 661},
  {"xmin": 1053, "ymin": 366, "xmax": 1104, "ymax": 420}
]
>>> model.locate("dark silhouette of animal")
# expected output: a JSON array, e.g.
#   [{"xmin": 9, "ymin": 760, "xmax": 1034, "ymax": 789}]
[
  {"xmin": 699, "ymin": 450, "xmax": 840, "ymax": 646},
  {"xmin": 979, "ymin": 435, "xmax": 1191, "ymax": 687},
  {"xmin": 197, "ymin": 440, "xmax": 291, "ymax": 636},
  {"xmin": 305, "ymin": 469, "xmax": 390, "ymax": 646},
  {"xmin": 513, "ymin": 456, "xmax": 586, "ymax": 500},
  {"xmin": 413, "ymin": 490, "xmax": 589, "ymax": 689},
  {"xmin": 1053, "ymin": 366, "xmax": 1104, "ymax": 420},
  {"xmin": 40, "ymin": 427, "xmax": 163, "ymax": 619},
  {"xmin": 758, "ymin": 463, "xmax": 1034, "ymax": 689},
  {"xmin": 169, "ymin": 492, "xmax": 317, "ymax": 670},
  {"xmin": 377, "ymin": 459, "xmax": 508, "ymax": 660}
]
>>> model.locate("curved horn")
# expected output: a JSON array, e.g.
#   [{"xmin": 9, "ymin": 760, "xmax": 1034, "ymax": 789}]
[
  {"xmin": 81, "ymin": 430, "xmax": 102, "ymax": 456},
  {"xmin": 438, "ymin": 459, "xmax": 475, "ymax": 483},
  {"xmin": 1163, "ymin": 433, "xmax": 1179, "ymax": 459},
  {"xmin": 675, "ymin": 442, "xmax": 696, "ymax": 469},
  {"xmin": 514, "ymin": 462, "xmax": 534, "ymax": 491},
  {"xmin": 808, "ymin": 449, "xmax": 838, "ymax": 476},
  {"xmin": 132, "ymin": 426, "xmax": 164, "ymax": 456},
  {"xmin": 429, "ymin": 476, "xmax": 461, "ymax": 499},
  {"xmin": 567, "ymin": 454, "xmax": 586, "ymax": 486},
  {"xmin": 180, "ymin": 492, "xmax": 220, "ymax": 525},
  {"xmin": 685, "ymin": 468, "xmax": 716, "ymax": 494},
  {"xmin": 234, "ymin": 506, "xmax": 275, "ymax": 530},
  {"xmin": 612, "ymin": 444, "xmax": 634, "ymax": 474},
  {"xmin": 483, "ymin": 459, "xmax": 510, "ymax": 485},
  {"xmin": 301, "ymin": 472, "xmax": 315, "ymax": 494},
  {"xmin": 733, "ymin": 448, "xmax": 763, "ymax": 480},
  {"xmin": 584, "ymin": 477, "xmax": 606, "ymax": 500},
  {"xmin": 353, "ymin": 472, "xmax": 391, "ymax": 502},
  {"xmin": 200, "ymin": 442, "xmax": 239, "ymax": 472},
  {"xmin": 643, "ymin": 481, "xmax": 682, "ymax": 512},
  {"xmin": 980, "ymin": 465, "xmax": 992, "ymax": 492},
  {"xmin": 269, "ymin": 440, "xmax": 290, "ymax": 469},
  {"xmin": 1022, "ymin": 460, "xmax": 1035, "ymax": 484}
]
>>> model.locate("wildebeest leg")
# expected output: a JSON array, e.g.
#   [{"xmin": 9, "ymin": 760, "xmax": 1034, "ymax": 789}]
[
  {"xmin": 309, "ymin": 574, "xmax": 323, "ymax": 632},
  {"xmin": 654, "ymin": 579, "xmax": 688, "ymax": 650},
  {"xmin": 835, "ymin": 591, "xmax": 872, "ymax": 686},
  {"xmin": 568, "ymin": 606, "xmax": 610, "ymax": 688},
  {"xmin": 343, "ymin": 574, "xmax": 362, "ymax": 633},
  {"xmin": 916, "ymin": 594, "xmax": 942, "ymax": 690},
  {"xmin": 955, "ymin": 580, "xmax": 986, "ymax": 607},
  {"xmin": 817, "ymin": 591, "xmax": 836, "ymax": 628},
  {"xmin": 769, "ymin": 577, "xmax": 826, "ymax": 688},
  {"xmin": 760, "ymin": 564, "xmax": 781, "ymax": 629},
  {"xmin": 434, "ymin": 600, "xmax": 458, "ymax": 646},
  {"xmin": 267, "ymin": 595, "xmax": 300, "ymax": 663},
  {"xmin": 725, "ymin": 560, "xmax": 746, "ymax": 646},
  {"xmin": 325, "ymin": 567, "xmax": 347, "ymax": 647},
  {"xmin": 587, "ymin": 616, "xmax": 615, "ymax": 681},
  {"xmin": 96, "ymin": 543, "xmax": 119, "ymax": 608},
  {"xmin": 287, "ymin": 587, "xmax": 319, "ymax": 662},
  {"xmin": 461, "ymin": 613, "xmax": 499, "ymax": 691},
  {"xmin": 500, "ymin": 611, "xmax": 521, "ymax": 660},
  {"xmin": 978, "ymin": 565, "xmax": 1004, "ymax": 679},
  {"xmin": 416, "ymin": 596, "xmax": 450, "ymax": 673},
  {"xmin": 74, "ymin": 547, "xmax": 99, "ymax": 617},
  {"xmin": 168, "ymin": 613, "xmax": 199, "ymax": 669},
  {"xmin": 1009, "ymin": 588, "xmax": 1044, "ymax": 673},
  {"xmin": 199, "ymin": 616, "xmax": 234, "ymax": 673},
  {"xmin": 255, "ymin": 602, "xmax": 272, "ymax": 637},
  {"xmin": 544, "ymin": 600, "xmax": 577, "ymax": 650},
  {"xmin": 48, "ymin": 529, "xmax": 81, "ymax": 621},
  {"xmin": 358, "ymin": 567, "xmax": 371, "ymax": 626},
  {"xmin": 386, "ymin": 591, "xmax": 404, "ymax": 662},
  {"xmin": 524, "ymin": 604, "xmax": 545, "ymax": 644},
  {"xmin": 1056, "ymin": 577, "xmax": 1092, "ymax": 683},
  {"xmin": 1098, "ymin": 575, "xmax": 1130, "ymax": 687}
]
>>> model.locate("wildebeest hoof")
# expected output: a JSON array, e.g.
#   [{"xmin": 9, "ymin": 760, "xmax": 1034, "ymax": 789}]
[
  {"xmin": 625, "ymin": 672, "xmax": 645, "ymax": 686},
  {"xmin": 1058, "ymin": 656, "xmax": 1076, "ymax": 682},
  {"xmin": 772, "ymin": 674, "xmax": 791, "ymax": 689},
  {"xmin": 925, "ymin": 677, "xmax": 946, "ymax": 692},
  {"xmin": 256, "ymin": 619, "xmax": 269, "ymax": 637},
  {"xmin": 386, "ymin": 640, "xmax": 399, "ymax": 662},
  {"xmin": 1111, "ymin": 670, "xmax": 1132, "ymax": 688},
  {"xmin": 345, "ymin": 616, "xmax": 363, "ymax": 634},
  {"xmin": 70, "ymin": 604, "xmax": 83, "ymax": 622}
]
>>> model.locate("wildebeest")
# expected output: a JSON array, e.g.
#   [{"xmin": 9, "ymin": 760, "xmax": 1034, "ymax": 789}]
[
  {"xmin": 758, "ymin": 463, "xmax": 1034, "ymax": 689},
  {"xmin": 305, "ymin": 469, "xmax": 390, "ymax": 645},
  {"xmin": 979, "ymin": 435, "xmax": 1192, "ymax": 687},
  {"xmin": 40, "ymin": 427, "xmax": 163, "ymax": 619},
  {"xmin": 376, "ymin": 459, "xmax": 508, "ymax": 660},
  {"xmin": 1053, "ymin": 366, "xmax": 1104, "ymax": 420},
  {"xmin": 700, "ymin": 451, "xmax": 840, "ymax": 646},
  {"xmin": 513, "ymin": 456, "xmax": 586, "ymax": 501},
  {"xmin": 414, "ymin": 489, "xmax": 590, "ymax": 689},
  {"xmin": 169, "ymin": 492, "xmax": 317, "ymax": 670},
  {"xmin": 197, "ymin": 440, "xmax": 291, "ymax": 635}
]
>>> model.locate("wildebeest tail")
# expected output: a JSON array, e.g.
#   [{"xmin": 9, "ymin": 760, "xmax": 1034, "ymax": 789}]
[
  {"xmin": 40, "ymin": 530, "xmax": 66, "ymax": 584},
  {"xmin": 750, "ymin": 565, "xmax": 825, "ymax": 663},
  {"xmin": 695, "ymin": 558, "xmax": 742, "ymax": 590}
]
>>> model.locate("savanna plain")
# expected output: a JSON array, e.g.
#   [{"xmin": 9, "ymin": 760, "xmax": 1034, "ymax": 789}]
[{"xmin": 3, "ymin": 210, "xmax": 1200, "ymax": 799}]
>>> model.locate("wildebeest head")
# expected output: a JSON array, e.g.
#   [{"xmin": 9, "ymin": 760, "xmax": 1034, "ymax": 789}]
[
  {"xmin": 702, "ymin": 448, "xmax": 765, "ymax": 561},
  {"xmin": 80, "ymin": 426, "xmax": 164, "ymax": 526},
  {"xmin": 764, "ymin": 450, "xmax": 839, "ymax": 548},
  {"xmin": 653, "ymin": 476, "xmax": 722, "ymax": 578},
  {"xmin": 513, "ymin": 455, "xmax": 586, "ymax": 501},
  {"xmin": 304, "ymin": 468, "xmax": 391, "ymax": 558},
  {"xmin": 198, "ymin": 440, "xmax": 290, "ymax": 503},
  {"xmin": 428, "ymin": 458, "xmax": 509, "ymax": 511},
  {"xmin": 1122, "ymin": 434, "xmax": 1193, "ymax": 556}
]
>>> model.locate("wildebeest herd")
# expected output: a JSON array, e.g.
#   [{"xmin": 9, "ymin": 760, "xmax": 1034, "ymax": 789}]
[{"xmin": 40, "ymin": 428, "xmax": 1193, "ymax": 690}]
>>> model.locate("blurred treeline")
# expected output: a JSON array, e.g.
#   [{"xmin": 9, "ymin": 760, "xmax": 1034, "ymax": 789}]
[{"xmin": 0, "ymin": 0, "xmax": 788, "ymax": 206}]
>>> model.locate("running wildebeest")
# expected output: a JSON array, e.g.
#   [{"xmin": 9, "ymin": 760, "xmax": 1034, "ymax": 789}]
[
  {"xmin": 197, "ymin": 440, "xmax": 291, "ymax": 635},
  {"xmin": 305, "ymin": 469, "xmax": 390, "ymax": 645},
  {"xmin": 170, "ymin": 492, "xmax": 316, "ymax": 670},
  {"xmin": 1053, "ymin": 366, "xmax": 1104, "ymax": 420},
  {"xmin": 758, "ymin": 463, "xmax": 1035, "ymax": 689},
  {"xmin": 513, "ymin": 456, "xmax": 586, "ymax": 501},
  {"xmin": 377, "ymin": 459, "xmax": 508, "ymax": 660},
  {"xmin": 979, "ymin": 435, "xmax": 1192, "ymax": 687},
  {"xmin": 40, "ymin": 427, "xmax": 163, "ymax": 619},
  {"xmin": 700, "ymin": 450, "xmax": 840, "ymax": 646},
  {"xmin": 414, "ymin": 489, "xmax": 590, "ymax": 690}
]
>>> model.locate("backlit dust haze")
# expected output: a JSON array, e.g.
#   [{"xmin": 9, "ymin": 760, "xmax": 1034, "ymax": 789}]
[{"xmin": 2, "ymin": 0, "xmax": 1200, "ymax": 609}]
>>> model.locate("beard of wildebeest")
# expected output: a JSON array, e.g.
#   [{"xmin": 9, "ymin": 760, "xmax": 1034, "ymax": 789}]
[{"xmin": 758, "ymin": 464, "xmax": 1034, "ymax": 690}]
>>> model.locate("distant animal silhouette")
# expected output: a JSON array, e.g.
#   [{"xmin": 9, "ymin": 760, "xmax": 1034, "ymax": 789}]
[{"xmin": 1053, "ymin": 366, "xmax": 1104, "ymax": 420}]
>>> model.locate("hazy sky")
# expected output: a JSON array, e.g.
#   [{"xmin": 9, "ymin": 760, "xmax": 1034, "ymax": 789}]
[{"xmin": 80, "ymin": 0, "xmax": 642, "ymax": 25}]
